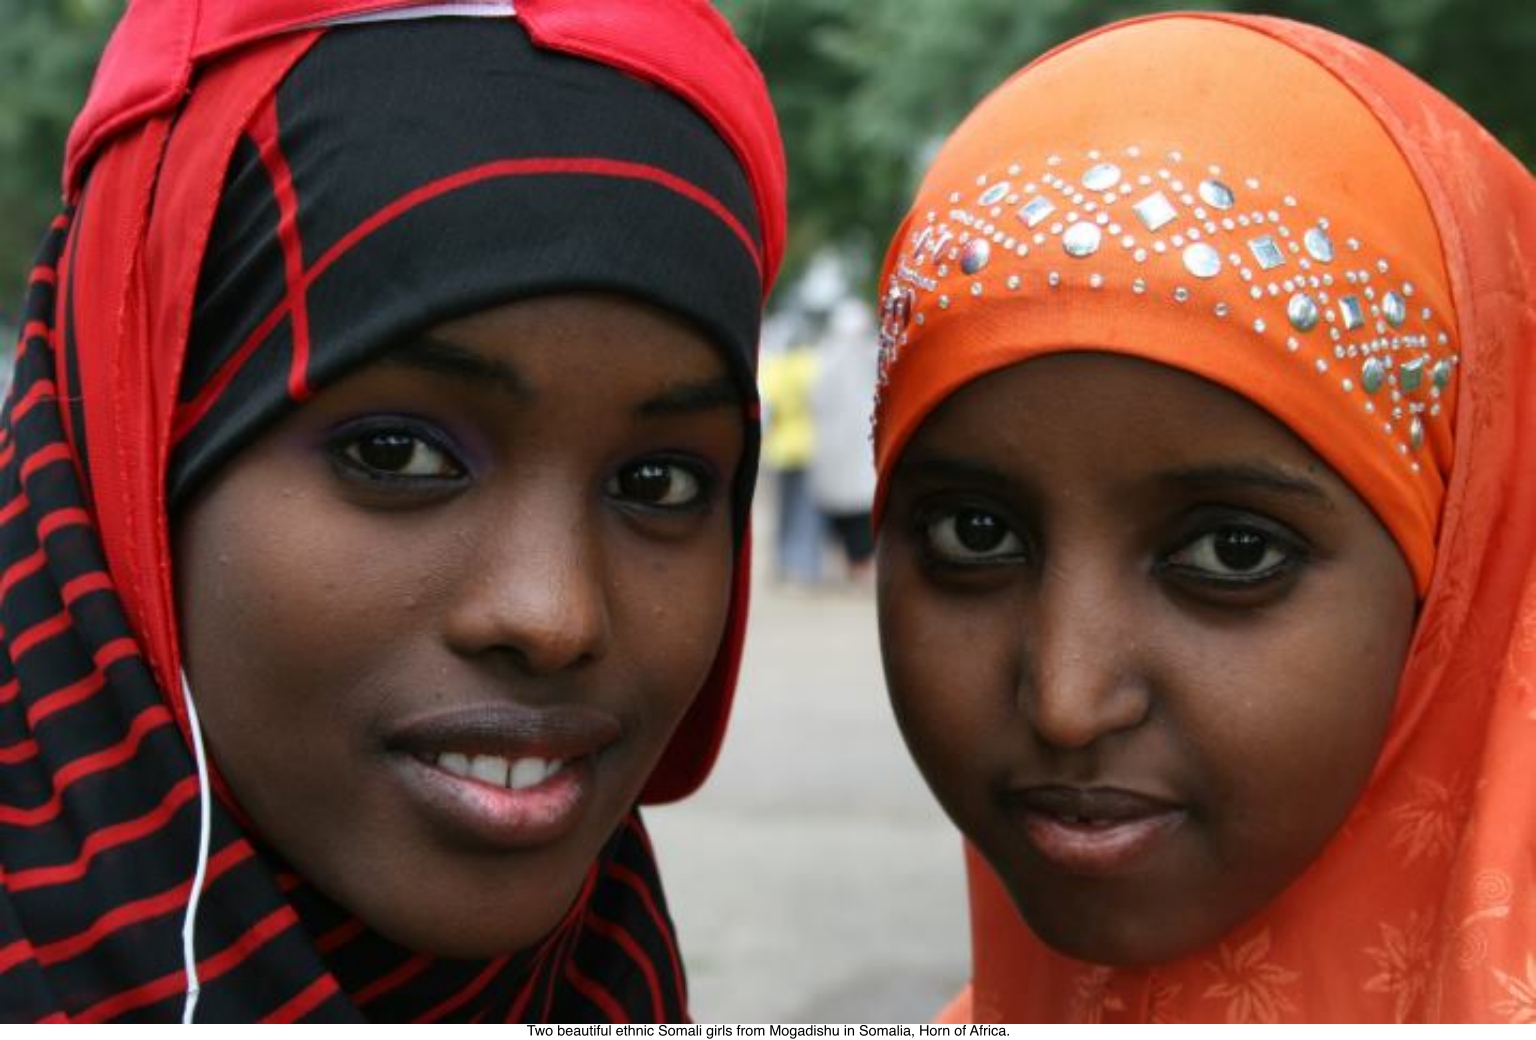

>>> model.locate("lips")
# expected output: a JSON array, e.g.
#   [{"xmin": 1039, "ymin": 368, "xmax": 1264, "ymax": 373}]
[
  {"xmin": 384, "ymin": 704, "xmax": 623, "ymax": 850},
  {"xmin": 1011, "ymin": 785, "xmax": 1186, "ymax": 877}
]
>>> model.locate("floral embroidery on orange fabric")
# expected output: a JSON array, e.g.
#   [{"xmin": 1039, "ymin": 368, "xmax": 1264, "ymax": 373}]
[
  {"xmin": 1201, "ymin": 930, "xmax": 1301, "ymax": 1023},
  {"xmin": 1388, "ymin": 772, "xmax": 1471, "ymax": 863},
  {"xmin": 1491, "ymin": 954, "xmax": 1536, "ymax": 1023},
  {"xmin": 1363, "ymin": 911, "xmax": 1435, "ymax": 1021},
  {"xmin": 1451, "ymin": 870, "xmax": 1514, "ymax": 971},
  {"xmin": 1068, "ymin": 966, "xmax": 1127, "ymax": 1023}
]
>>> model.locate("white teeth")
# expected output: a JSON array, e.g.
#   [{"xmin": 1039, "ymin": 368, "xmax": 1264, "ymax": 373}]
[
  {"xmin": 508, "ymin": 758, "xmax": 547, "ymax": 790},
  {"xmin": 469, "ymin": 754, "xmax": 510, "ymax": 787},
  {"xmin": 433, "ymin": 752, "xmax": 566, "ymax": 790}
]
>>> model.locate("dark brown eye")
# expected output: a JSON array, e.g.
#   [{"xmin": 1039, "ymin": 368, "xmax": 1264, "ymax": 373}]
[
  {"xmin": 1168, "ymin": 525, "xmax": 1291, "ymax": 581},
  {"xmin": 607, "ymin": 460, "xmax": 704, "ymax": 508},
  {"xmin": 924, "ymin": 507, "xmax": 1023, "ymax": 563},
  {"xmin": 1213, "ymin": 528, "xmax": 1269, "ymax": 571},
  {"xmin": 956, "ymin": 510, "xmax": 1007, "ymax": 552},
  {"xmin": 342, "ymin": 431, "xmax": 462, "ymax": 479}
]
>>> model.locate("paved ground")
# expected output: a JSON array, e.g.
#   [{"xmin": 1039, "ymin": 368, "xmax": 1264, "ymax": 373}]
[{"xmin": 646, "ymin": 511, "xmax": 970, "ymax": 1023}]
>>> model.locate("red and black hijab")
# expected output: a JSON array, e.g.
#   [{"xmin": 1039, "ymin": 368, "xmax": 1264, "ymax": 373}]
[{"xmin": 0, "ymin": 0, "xmax": 784, "ymax": 1022}]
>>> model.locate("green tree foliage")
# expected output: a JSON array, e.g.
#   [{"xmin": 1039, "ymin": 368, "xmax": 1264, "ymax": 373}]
[
  {"xmin": 719, "ymin": 0, "xmax": 1534, "ymax": 294},
  {"xmin": 0, "ymin": 0, "xmax": 118, "ymax": 310},
  {"xmin": 0, "ymin": 1, "xmax": 1530, "ymax": 309}
]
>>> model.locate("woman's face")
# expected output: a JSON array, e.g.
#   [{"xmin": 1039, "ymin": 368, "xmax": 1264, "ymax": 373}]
[
  {"xmin": 175, "ymin": 293, "xmax": 743, "ymax": 957},
  {"xmin": 877, "ymin": 353, "xmax": 1416, "ymax": 966}
]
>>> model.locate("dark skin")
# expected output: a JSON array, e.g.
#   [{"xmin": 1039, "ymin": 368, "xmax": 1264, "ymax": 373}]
[
  {"xmin": 878, "ymin": 353, "xmax": 1417, "ymax": 966},
  {"xmin": 174, "ymin": 293, "xmax": 744, "ymax": 957}
]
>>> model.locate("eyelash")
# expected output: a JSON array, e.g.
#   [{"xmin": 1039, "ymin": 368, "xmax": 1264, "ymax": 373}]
[
  {"xmin": 916, "ymin": 503, "xmax": 1308, "ymax": 590},
  {"xmin": 327, "ymin": 419, "xmax": 468, "ymax": 488},
  {"xmin": 603, "ymin": 457, "xmax": 716, "ymax": 515}
]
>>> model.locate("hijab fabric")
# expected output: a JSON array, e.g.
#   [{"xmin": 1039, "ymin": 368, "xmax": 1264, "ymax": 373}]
[
  {"xmin": 872, "ymin": 13, "xmax": 1536, "ymax": 1023},
  {"xmin": 0, "ymin": 0, "xmax": 784, "ymax": 1021}
]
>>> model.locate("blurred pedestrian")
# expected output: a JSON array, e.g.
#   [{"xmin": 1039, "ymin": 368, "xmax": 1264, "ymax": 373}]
[
  {"xmin": 760, "ymin": 338, "xmax": 824, "ymax": 585},
  {"xmin": 811, "ymin": 299, "xmax": 878, "ymax": 585}
]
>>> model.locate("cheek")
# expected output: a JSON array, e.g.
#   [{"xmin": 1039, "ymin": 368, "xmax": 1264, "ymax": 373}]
[{"xmin": 878, "ymin": 560, "xmax": 1016, "ymax": 812}]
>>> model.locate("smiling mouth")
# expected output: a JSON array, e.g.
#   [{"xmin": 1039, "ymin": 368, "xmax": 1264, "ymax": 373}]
[
  {"xmin": 387, "ymin": 704, "xmax": 622, "ymax": 850},
  {"xmin": 423, "ymin": 752, "xmax": 567, "ymax": 791}
]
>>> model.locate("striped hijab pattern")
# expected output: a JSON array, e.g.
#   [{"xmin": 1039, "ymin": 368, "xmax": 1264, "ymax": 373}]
[{"xmin": 0, "ymin": 4, "xmax": 782, "ymax": 1022}]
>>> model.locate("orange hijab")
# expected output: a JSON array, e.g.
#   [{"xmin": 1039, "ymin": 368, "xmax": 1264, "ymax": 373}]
[{"xmin": 872, "ymin": 13, "xmax": 1536, "ymax": 1023}]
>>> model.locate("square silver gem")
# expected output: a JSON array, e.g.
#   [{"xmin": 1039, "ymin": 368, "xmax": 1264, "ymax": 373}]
[
  {"xmin": 1132, "ymin": 192, "xmax": 1178, "ymax": 232},
  {"xmin": 1248, "ymin": 235, "xmax": 1285, "ymax": 271},
  {"xmin": 1018, "ymin": 196, "xmax": 1056, "ymax": 229},
  {"xmin": 1339, "ymin": 294, "xmax": 1366, "ymax": 330}
]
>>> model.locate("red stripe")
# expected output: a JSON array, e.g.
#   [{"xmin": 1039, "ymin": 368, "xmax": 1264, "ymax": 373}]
[
  {"xmin": 0, "ymin": 735, "xmax": 38, "ymax": 765},
  {"xmin": 10, "ymin": 608, "xmax": 73, "ymax": 659},
  {"xmin": 37, "ymin": 507, "xmax": 92, "ymax": 542},
  {"xmin": 21, "ymin": 320, "xmax": 51, "ymax": 345},
  {"xmin": 10, "ymin": 379, "xmax": 56, "ymax": 423},
  {"xmin": 607, "ymin": 862, "xmax": 686, "ymax": 1012},
  {"xmin": 353, "ymin": 952, "xmax": 430, "ymax": 1007},
  {"xmin": 315, "ymin": 916, "xmax": 366, "ymax": 954},
  {"xmin": 587, "ymin": 913, "xmax": 664, "ymax": 1021},
  {"xmin": 74, "ymin": 904, "xmax": 299, "ymax": 1022},
  {"xmin": 4, "ymin": 774, "xmax": 199, "ymax": 893},
  {"xmin": 0, "ymin": 934, "xmax": 42, "ymax": 976},
  {"xmin": 0, "ymin": 492, "xmax": 31, "ymax": 528},
  {"xmin": 61, "ymin": 571, "xmax": 115, "ymax": 605},
  {"xmin": 414, "ymin": 954, "xmax": 510, "ymax": 1023},
  {"xmin": 249, "ymin": 102, "xmax": 314, "ymax": 402},
  {"xmin": 0, "ymin": 704, "xmax": 172, "ymax": 826},
  {"xmin": 18, "ymin": 441, "xmax": 72, "ymax": 481},
  {"xmin": 172, "ymin": 157, "xmax": 759, "ymax": 443},
  {"xmin": 29, "ymin": 267, "xmax": 56, "ymax": 288},
  {"xmin": 0, "ymin": 678, "xmax": 18, "ymax": 707},
  {"xmin": 0, "ymin": 548, "xmax": 47, "ymax": 599},
  {"xmin": 24, "ymin": 666, "xmax": 105, "ymax": 729},
  {"xmin": 565, "ymin": 958, "xmax": 628, "ymax": 1022},
  {"xmin": 34, "ymin": 840, "xmax": 249, "ymax": 966},
  {"xmin": 50, "ymin": 214, "xmax": 68, "ymax": 232},
  {"xmin": 262, "ymin": 973, "xmax": 342, "ymax": 1023}
]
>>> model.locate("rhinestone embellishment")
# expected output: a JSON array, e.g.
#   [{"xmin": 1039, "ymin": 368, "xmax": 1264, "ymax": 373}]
[
  {"xmin": 1063, "ymin": 222, "xmax": 1103, "ymax": 258},
  {"xmin": 876, "ymin": 144, "xmax": 1458, "ymax": 469},
  {"xmin": 1182, "ymin": 243, "xmax": 1222, "ymax": 279}
]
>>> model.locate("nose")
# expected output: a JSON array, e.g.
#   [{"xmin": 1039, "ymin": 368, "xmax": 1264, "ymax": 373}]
[
  {"xmin": 443, "ymin": 496, "xmax": 611, "ymax": 675},
  {"xmin": 1021, "ymin": 556, "xmax": 1151, "ymax": 750}
]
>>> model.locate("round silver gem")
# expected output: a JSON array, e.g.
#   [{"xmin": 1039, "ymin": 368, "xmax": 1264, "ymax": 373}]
[
  {"xmin": 1214, "ymin": 302, "xmax": 1230, "ymax": 318},
  {"xmin": 1432, "ymin": 358, "xmax": 1454, "ymax": 388},
  {"xmin": 1361, "ymin": 357, "xmax": 1387, "ymax": 394},
  {"xmin": 1062, "ymin": 221, "xmax": 1103, "ymax": 258},
  {"xmin": 1089, "ymin": 273, "xmax": 1105, "ymax": 289},
  {"xmin": 938, "ymin": 295, "xmax": 951, "ymax": 310},
  {"xmin": 1254, "ymin": 318, "xmax": 1267, "ymax": 333},
  {"xmin": 1304, "ymin": 226, "xmax": 1335, "ymax": 263},
  {"xmin": 1007, "ymin": 274, "xmax": 1021, "ymax": 290},
  {"xmin": 1198, "ymin": 179, "xmax": 1236, "ymax": 210},
  {"xmin": 970, "ymin": 282, "xmax": 983, "ymax": 297},
  {"xmin": 1410, "ymin": 418, "xmax": 1425, "ymax": 449},
  {"xmin": 1173, "ymin": 287, "xmax": 1191, "ymax": 303},
  {"xmin": 1287, "ymin": 292, "xmax": 1320, "ymax": 332},
  {"xmin": 1081, "ymin": 162, "xmax": 1123, "ymax": 191},
  {"xmin": 1382, "ymin": 291, "xmax": 1407, "ymax": 328},
  {"xmin": 1132, "ymin": 278, "xmax": 1147, "ymax": 295},
  {"xmin": 1182, "ymin": 242, "xmax": 1222, "ymax": 279},
  {"xmin": 1048, "ymin": 271, "xmax": 1061, "ymax": 287},
  {"xmin": 960, "ymin": 238, "xmax": 992, "ymax": 275},
  {"xmin": 1133, "ymin": 248, "xmax": 1148, "ymax": 263}
]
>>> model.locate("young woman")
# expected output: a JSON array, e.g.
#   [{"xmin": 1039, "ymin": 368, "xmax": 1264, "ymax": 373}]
[
  {"xmin": 871, "ymin": 12, "xmax": 1534, "ymax": 1022},
  {"xmin": 0, "ymin": 0, "xmax": 783, "ymax": 1022}
]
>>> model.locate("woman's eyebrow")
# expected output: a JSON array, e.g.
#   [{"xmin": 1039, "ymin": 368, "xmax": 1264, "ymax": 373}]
[
  {"xmin": 1157, "ymin": 463, "xmax": 1336, "ymax": 510},
  {"xmin": 384, "ymin": 336, "xmax": 531, "ymax": 400},
  {"xmin": 637, "ymin": 377, "xmax": 740, "ymax": 417},
  {"xmin": 899, "ymin": 453, "xmax": 1021, "ymax": 493}
]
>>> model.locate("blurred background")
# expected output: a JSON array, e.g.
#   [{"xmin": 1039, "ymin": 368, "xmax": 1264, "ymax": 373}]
[{"xmin": 1, "ymin": 0, "xmax": 1531, "ymax": 1022}]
